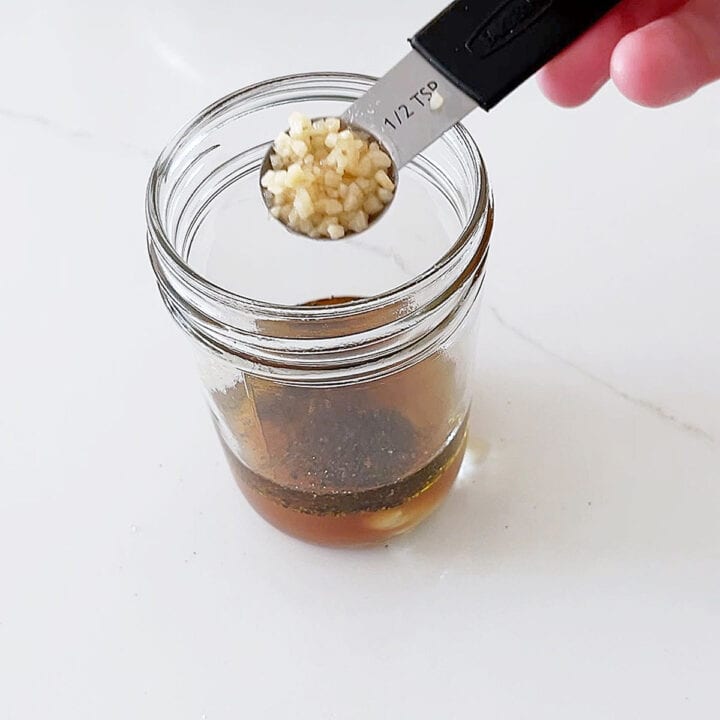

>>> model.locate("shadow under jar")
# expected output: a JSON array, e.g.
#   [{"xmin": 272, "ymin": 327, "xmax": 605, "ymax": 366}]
[{"xmin": 147, "ymin": 72, "xmax": 493, "ymax": 547}]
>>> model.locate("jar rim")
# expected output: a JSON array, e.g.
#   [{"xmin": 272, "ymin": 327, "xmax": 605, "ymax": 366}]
[{"xmin": 146, "ymin": 71, "xmax": 491, "ymax": 322}]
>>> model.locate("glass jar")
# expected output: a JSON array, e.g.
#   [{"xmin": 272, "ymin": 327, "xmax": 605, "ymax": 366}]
[{"xmin": 146, "ymin": 72, "xmax": 493, "ymax": 546}]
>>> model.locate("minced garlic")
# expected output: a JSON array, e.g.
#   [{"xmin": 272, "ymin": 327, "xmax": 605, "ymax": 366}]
[
  {"xmin": 429, "ymin": 91, "xmax": 444, "ymax": 110},
  {"xmin": 261, "ymin": 113, "xmax": 396, "ymax": 239}
]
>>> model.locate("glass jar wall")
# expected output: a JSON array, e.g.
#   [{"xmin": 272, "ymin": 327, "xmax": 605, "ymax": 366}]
[{"xmin": 147, "ymin": 73, "xmax": 493, "ymax": 546}]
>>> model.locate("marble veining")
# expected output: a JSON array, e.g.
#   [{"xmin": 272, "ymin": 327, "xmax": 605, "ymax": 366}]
[
  {"xmin": 490, "ymin": 305, "xmax": 715, "ymax": 444},
  {"xmin": 0, "ymin": 105, "xmax": 155, "ymax": 161}
]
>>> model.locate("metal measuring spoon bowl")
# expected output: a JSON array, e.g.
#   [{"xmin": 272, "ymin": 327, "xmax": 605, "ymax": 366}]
[{"xmin": 259, "ymin": 115, "xmax": 398, "ymax": 240}]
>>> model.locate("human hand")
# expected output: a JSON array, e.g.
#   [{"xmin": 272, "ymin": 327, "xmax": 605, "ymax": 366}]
[{"xmin": 537, "ymin": 0, "xmax": 720, "ymax": 106}]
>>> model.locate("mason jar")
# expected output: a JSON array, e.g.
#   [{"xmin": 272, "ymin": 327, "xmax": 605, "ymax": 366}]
[{"xmin": 146, "ymin": 72, "xmax": 493, "ymax": 546}]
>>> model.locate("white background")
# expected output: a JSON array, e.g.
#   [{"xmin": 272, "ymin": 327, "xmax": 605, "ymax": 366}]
[{"xmin": 1, "ymin": 1, "xmax": 719, "ymax": 717}]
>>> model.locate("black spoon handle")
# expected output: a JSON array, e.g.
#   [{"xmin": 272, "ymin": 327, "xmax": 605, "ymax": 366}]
[{"xmin": 411, "ymin": 0, "xmax": 622, "ymax": 110}]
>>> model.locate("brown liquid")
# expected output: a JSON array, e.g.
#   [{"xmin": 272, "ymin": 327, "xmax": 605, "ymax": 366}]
[
  {"xmin": 211, "ymin": 296, "xmax": 468, "ymax": 546},
  {"xmin": 220, "ymin": 417, "xmax": 467, "ymax": 546}
]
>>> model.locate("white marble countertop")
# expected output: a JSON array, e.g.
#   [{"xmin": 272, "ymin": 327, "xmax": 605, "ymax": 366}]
[{"xmin": 1, "ymin": 1, "xmax": 719, "ymax": 717}]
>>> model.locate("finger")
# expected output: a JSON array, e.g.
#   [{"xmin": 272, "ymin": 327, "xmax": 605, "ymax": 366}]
[
  {"xmin": 611, "ymin": 0, "xmax": 720, "ymax": 106},
  {"xmin": 537, "ymin": 0, "xmax": 687, "ymax": 107}
]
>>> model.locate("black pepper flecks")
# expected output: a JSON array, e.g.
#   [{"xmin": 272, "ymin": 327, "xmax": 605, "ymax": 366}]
[
  {"xmin": 211, "ymin": 375, "xmax": 467, "ymax": 515},
  {"xmin": 288, "ymin": 406, "xmax": 417, "ymax": 491}
]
